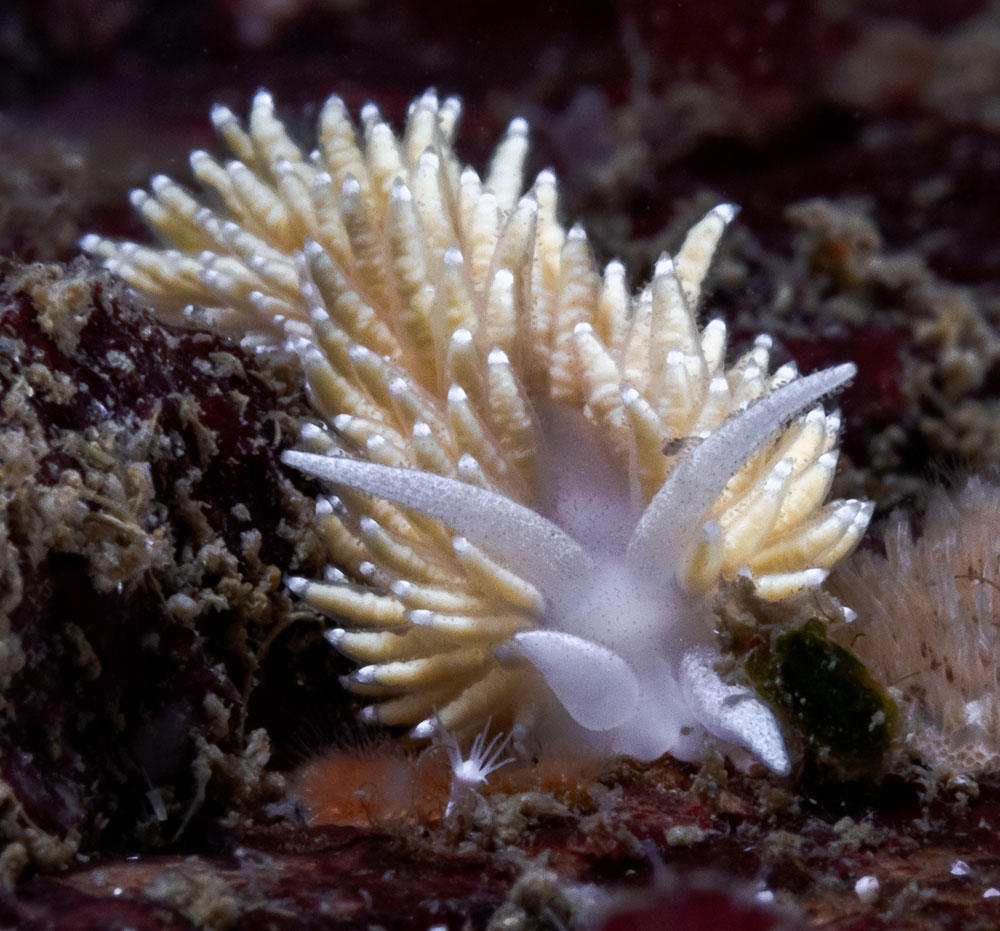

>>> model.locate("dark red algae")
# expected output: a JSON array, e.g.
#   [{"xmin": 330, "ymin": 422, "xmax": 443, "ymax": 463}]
[{"xmin": 0, "ymin": 259, "xmax": 342, "ymax": 872}]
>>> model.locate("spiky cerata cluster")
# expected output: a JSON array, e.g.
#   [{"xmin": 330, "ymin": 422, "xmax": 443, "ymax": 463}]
[
  {"xmin": 831, "ymin": 476, "xmax": 1000, "ymax": 776},
  {"xmin": 83, "ymin": 89, "xmax": 872, "ymax": 774}
]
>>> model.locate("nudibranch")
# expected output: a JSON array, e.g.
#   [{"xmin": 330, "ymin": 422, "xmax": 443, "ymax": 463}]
[{"xmin": 83, "ymin": 89, "xmax": 872, "ymax": 774}]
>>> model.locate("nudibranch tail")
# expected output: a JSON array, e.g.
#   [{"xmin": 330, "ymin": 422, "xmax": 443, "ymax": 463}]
[{"xmin": 86, "ymin": 88, "xmax": 873, "ymax": 771}]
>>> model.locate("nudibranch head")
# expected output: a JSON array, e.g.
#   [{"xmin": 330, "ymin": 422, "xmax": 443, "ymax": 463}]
[{"xmin": 84, "ymin": 89, "xmax": 872, "ymax": 774}]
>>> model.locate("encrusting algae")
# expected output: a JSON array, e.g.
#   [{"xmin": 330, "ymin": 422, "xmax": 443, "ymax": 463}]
[{"xmin": 83, "ymin": 88, "xmax": 873, "ymax": 775}]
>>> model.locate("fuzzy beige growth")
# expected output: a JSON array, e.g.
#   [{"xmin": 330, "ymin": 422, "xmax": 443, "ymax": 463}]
[
  {"xmin": 84, "ymin": 89, "xmax": 869, "ymax": 762},
  {"xmin": 831, "ymin": 476, "xmax": 1000, "ymax": 776}
]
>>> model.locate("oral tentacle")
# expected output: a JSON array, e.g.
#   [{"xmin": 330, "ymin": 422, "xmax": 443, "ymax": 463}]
[
  {"xmin": 281, "ymin": 449, "xmax": 594, "ymax": 591},
  {"xmin": 627, "ymin": 363, "xmax": 857, "ymax": 581}
]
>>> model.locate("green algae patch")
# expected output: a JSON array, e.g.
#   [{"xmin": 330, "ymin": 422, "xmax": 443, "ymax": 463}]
[{"xmin": 746, "ymin": 618, "xmax": 897, "ymax": 772}]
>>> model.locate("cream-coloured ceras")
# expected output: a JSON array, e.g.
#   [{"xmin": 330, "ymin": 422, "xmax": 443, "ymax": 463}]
[{"xmin": 83, "ymin": 89, "xmax": 871, "ymax": 773}]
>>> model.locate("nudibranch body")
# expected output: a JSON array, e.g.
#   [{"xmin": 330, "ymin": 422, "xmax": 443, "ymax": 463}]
[{"xmin": 83, "ymin": 89, "xmax": 872, "ymax": 774}]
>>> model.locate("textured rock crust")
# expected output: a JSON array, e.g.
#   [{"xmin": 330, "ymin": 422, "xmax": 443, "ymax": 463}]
[{"xmin": 0, "ymin": 259, "xmax": 338, "ymax": 875}]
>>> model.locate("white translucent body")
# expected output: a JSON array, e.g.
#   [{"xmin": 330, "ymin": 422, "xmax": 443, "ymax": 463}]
[
  {"xmin": 84, "ymin": 87, "xmax": 873, "ymax": 774},
  {"xmin": 285, "ymin": 363, "xmax": 857, "ymax": 773}
]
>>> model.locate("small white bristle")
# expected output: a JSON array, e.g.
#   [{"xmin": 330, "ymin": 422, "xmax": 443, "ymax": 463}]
[
  {"xmin": 853, "ymin": 502, "xmax": 874, "ymax": 529},
  {"xmin": 493, "ymin": 267, "xmax": 514, "ymax": 288},
  {"xmin": 411, "ymin": 719, "xmax": 436, "ymax": 739},
  {"xmin": 517, "ymin": 193, "xmax": 538, "ymax": 213},
  {"xmin": 765, "ymin": 458, "xmax": 794, "ymax": 492},
  {"xmin": 391, "ymin": 580, "xmax": 413, "ymax": 597},
  {"xmin": 654, "ymin": 253, "xmax": 675, "ymax": 277},
  {"xmin": 302, "ymin": 346, "xmax": 325, "ymax": 367},
  {"xmin": 286, "ymin": 576, "xmax": 308, "ymax": 596},
  {"xmin": 621, "ymin": 386, "xmax": 640, "ymax": 405},
  {"xmin": 410, "ymin": 609, "xmax": 433, "ymax": 627},
  {"xmin": 573, "ymin": 321, "xmax": 594, "ymax": 337},
  {"xmin": 412, "ymin": 421, "xmax": 431, "ymax": 438},
  {"xmin": 391, "ymin": 179, "xmax": 413, "ymax": 201},
  {"xmin": 447, "ymin": 384, "xmax": 467, "ymax": 403},
  {"xmin": 535, "ymin": 168, "xmax": 556, "ymax": 187},
  {"xmin": 507, "ymin": 116, "xmax": 529, "ymax": 136},
  {"xmin": 227, "ymin": 160, "xmax": 251, "ymax": 179},
  {"xmin": 369, "ymin": 123, "xmax": 394, "ymax": 149},
  {"xmin": 444, "ymin": 246, "xmax": 464, "ymax": 267},
  {"xmin": 712, "ymin": 203, "xmax": 738, "ymax": 223},
  {"xmin": 487, "ymin": 347, "xmax": 510, "ymax": 365},
  {"xmin": 324, "ymin": 628, "xmax": 346, "ymax": 646},
  {"xmin": 709, "ymin": 376, "xmax": 728, "ymax": 393},
  {"xmin": 451, "ymin": 327, "xmax": 473, "ymax": 346},
  {"xmin": 804, "ymin": 568, "xmax": 828, "ymax": 587},
  {"xmin": 836, "ymin": 501, "xmax": 861, "ymax": 523},
  {"xmin": 210, "ymin": 104, "xmax": 236, "ymax": 128}
]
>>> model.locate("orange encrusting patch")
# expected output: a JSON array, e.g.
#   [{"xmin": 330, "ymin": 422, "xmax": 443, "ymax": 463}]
[
  {"xmin": 292, "ymin": 742, "xmax": 606, "ymax": 827},
  {"xmin": 292, "ymin": 743, "xmax": 449, "ymax": 827}
]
